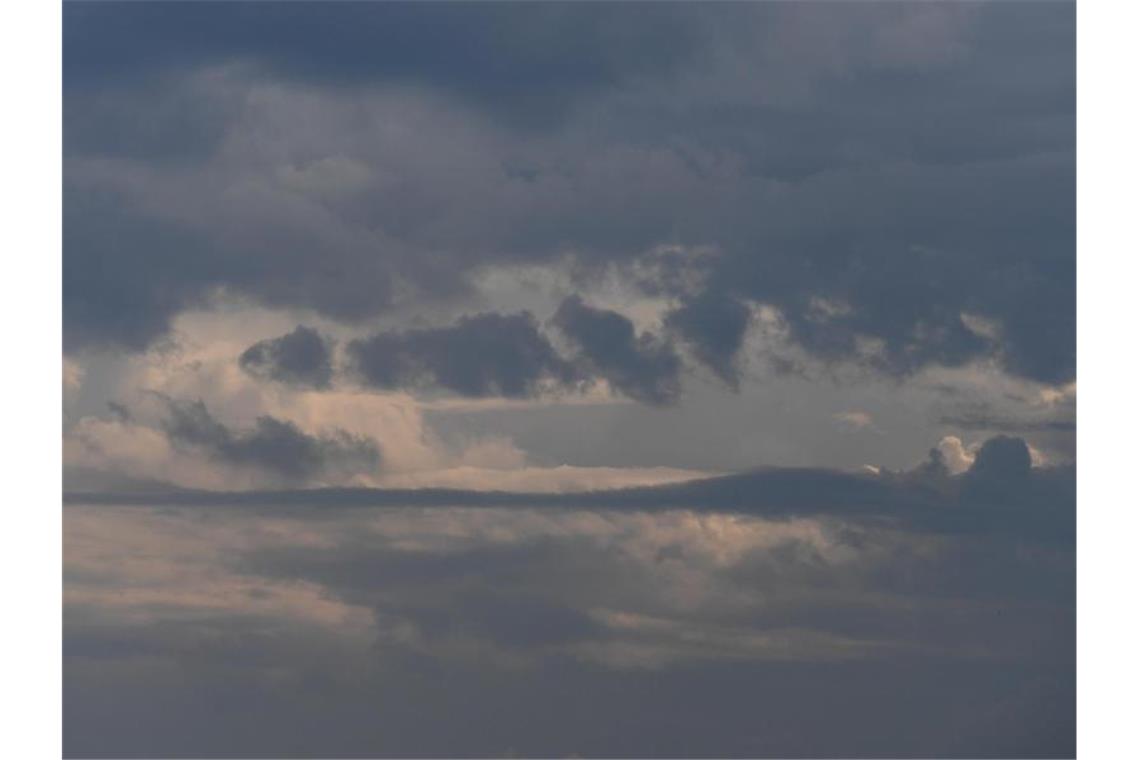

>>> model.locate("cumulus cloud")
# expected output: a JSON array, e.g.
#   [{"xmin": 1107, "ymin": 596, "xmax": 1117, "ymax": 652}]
[
  {"xmin": 59, "ymin": 5, "xmax": 1076, "ymax": 753},
  {"xmin": 239, "ymin": 325, "xmax": 334, "ymax": 389},
  {"xmin": 664, "ymin": 290, "xmax": 752, "ymax": 388},
  {"xmin": 553, "ymin": 296, "xmax": 682, "ymax": 406},
  {"xmin": 159, "ymin": 397, "xmax": 381, "ymax": 484},
  {"xmin": 346, "ymin": 312, "xmax": 580, "ymax": 399},
  {"xmin": 935, "ymin": 435, "xmax": 976, "ymax": 475}
]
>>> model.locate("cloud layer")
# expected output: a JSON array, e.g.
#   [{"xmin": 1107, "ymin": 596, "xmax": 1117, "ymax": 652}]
[
  {"xmin": 64, "ymin": 2, "xmax": 1075, "ymax": 387},
  {"xmin": 65, "ymin": 445, "xmax": 1075, "ymax": 757}
]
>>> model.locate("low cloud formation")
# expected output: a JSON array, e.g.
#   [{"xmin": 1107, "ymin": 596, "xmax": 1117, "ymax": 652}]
[
  {"xmin": 239, "ymin": 325, "xmax": 334, "ymax": 389},
  {"xmin": 63, "ymin": 3, "xmax": 1074, "ymax": 387},
  {"xmin": 554, "ymin": 296, "xmax": 682, "ymax": 406},
  {"xmin": 160, "ymin": 397, "xmax": 381, "ymax": 483},
  {"xmin": 68, "ymin": 434, "xmax": 1073, "ymax": 546},
  {"xmin": 664, "ymin": 291, "xmax": 752, "ymax": 388},
  {"xmin": 64, "ymin": 454, "xmax": 1074, "ymax": 757},
  {"xmin": 347, "ymin": 312, "xmax": 580, "ymax": 399}
]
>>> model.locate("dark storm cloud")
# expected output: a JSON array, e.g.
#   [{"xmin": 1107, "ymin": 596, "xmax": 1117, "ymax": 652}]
[
  {"xmin": 159, "ymin": 397, "xmax": 380, "ymax": 482},
  {"xmin": 63, "ymin": 2, "xmax": 1075, "ymax": 387},
  {"xmin": 553, "ymin": 296, "xmax": 682, "ymax": 406},
  {"xmin": 239, "ymin": 325, "xmax": 334, "ymax": 389},
  {"xmin": 347, "ymin": 312, "xmax": 580, "ymax": 399}
]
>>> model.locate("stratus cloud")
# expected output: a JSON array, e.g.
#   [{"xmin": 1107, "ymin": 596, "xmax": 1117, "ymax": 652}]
[{"xmin": 378, "ymin": 465, "xmax": 712, "ymax": 494}]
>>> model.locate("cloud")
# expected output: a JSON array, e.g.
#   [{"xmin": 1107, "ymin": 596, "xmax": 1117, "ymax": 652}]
[
  {"xmin": 966, "ymin": 435, "xmax": 1032, "ymax": 480},
  {"xmin": 833, "ymin": 410, "xmax": 876, "ymax": 431},
  {"xmin": 62, "ymin": 3, "xmax": 1074, "ymax": 388},
  {"xmin": 67, "ymin": 434, "xmax": 1073, "ymax": 545},
  {"xmin": 553, "ymin": 296, "xmax": 682, "ymax": 406},
  {"xmin": 347, "ymin": 312, "xmax": 580, "ymax": 399},
  {"xmin": 159, "ymin": 396, "xmax": 380, "ymax": 483},
  {"xmin": 937, "ymin": 411, "xmax": 1075, "ymax": 433},
  {"xmin": 64, "ymin": 2, "xmax": 701, "ymax": 128},
  {"xmin": 64, "ymin": 483, "xmax": 1074, "ymax": 757},
  {"xmin": 239, "ymin": 325, "xmax": 334, "ymax": 389},
  {"xmin": 934, "ymin": 435, "xmax": 975, "ymax": 475},
  {"xmin": 664, "ymin": 290, "xmax": 752, "ymax": 388}
]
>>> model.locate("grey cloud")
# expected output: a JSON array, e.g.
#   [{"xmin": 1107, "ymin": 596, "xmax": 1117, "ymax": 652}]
[
  {"xmin": 65, "ymin": 466, "xmax": 1073, "ymax": 757},
  {"xmin": 239, "ymin": 325, "xmax": 334, "ymax": 389},
  {"xmin": 553, "ymin": 296, "xmax": 682, "ymax": 406},
  {"xmin": 664, "ymin": 291, "xmax": 752, "ymax": 388},
  {"xmin": 62, "ymin": 3, "xmax": 1074, "ymax": 387},
  {"xmin": 938, "ymin": 412, "xmax": 1076, "ymax": 433},
  {"xmin": 64, "ymin": 2, "xmax": 701, "ymax": 128},
  {"xmin": 63, "ymin": 188, "xmax": 210, "ymax": 353},
  {"xmin": 967, "ymin": 435, "xmax": 1032, "ymax": 482},
  {"xmin": 160, "ymin": 397, "xmax": 380, "ymax": 482},
  {"xmin": 106, "ymin": 401, "xmax": 131, "ymax": 424},
  {"xmin": 64, "ymin": 648, "xmax": 1072, "ymax": 758},
  {"xmin": 347, "ymin": 312, "xmax": 580, "ymax": 399},
  {"xmin": 69, "ymin": 434, "xmax": 1073, "ymax": 545}
]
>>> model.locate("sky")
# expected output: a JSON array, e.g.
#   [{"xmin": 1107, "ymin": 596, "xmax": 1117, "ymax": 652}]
[{"xmin": 62, "ymin": 2, "xmax": 1075, "ymax": 757}]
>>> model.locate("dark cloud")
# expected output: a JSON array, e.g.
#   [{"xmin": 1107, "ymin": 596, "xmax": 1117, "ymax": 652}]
[
  {"xmin": 63, "ymin": 3, "xmax": 1074, "ymax": 387},
  {"xmin": 159, "ymin": 397, "xmax": 380, "ymax": 482},
  {"xmin": 64, "ymin": 2, "xmax": 700, "ymax": 128},
  {"xmin": 347, "ymin": 312, "xmax": 579, "ymax": 399},
  {"xmin": 968, "ymin": 435, "xmax": 1033, "ymax": 481},
  {"xmin": 664, "ymin": 291, "xmax": 752, "ymax": 388},
  {"xmin": 553, "ymin": 296, "xmax": 682, "ymax": 406},
  {"xmin": 240, "ymin": 325, "xmax": 335, "ymax": 389},
  {"xmin": 62, "ymin": 188, "xmax": 211, "ymax": 353},
  {"xmin": 63, "ymin": 434, "xmax": 1074, "ymax": 757},
  {"xmin": 65, "ymin": 442, "xmax": 1074, "ymax": 757},
  {"xmin": 69, "ymin": 434, "xmax": 1073, "ymax": 545},
  {"xmin": 937, "ymin": 412, "xmax": 1076, "ymax": 433},
  {"xmin": 62, "ymin": 179, "xmax": 408, "ymax": 354}
]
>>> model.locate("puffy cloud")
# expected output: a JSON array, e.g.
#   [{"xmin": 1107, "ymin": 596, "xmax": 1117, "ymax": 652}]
[
  {"xmin": 968, "ymin": 435, "xmax": 1031, "ymax": 476},
  {"xmin": 159, "ymin": 396, "xmax": 381, "ymax": 484},
  {"xmin": 239, "ymin": 325, "xmax": 334, "ymax": 389},
  {"xmin": 553, "ymin": 296, "xmax": 682, "ymax": 406},
  {"xmin": 935, "ymin": 435, "xmax": 975, "ymax": 475},
  {"xmin": 347, "ymin": 312, "xmax": 580, "ymax": 399},
  {"xmin": 663, "ymin": 291, "xmax": 752, "ymax": 388}
]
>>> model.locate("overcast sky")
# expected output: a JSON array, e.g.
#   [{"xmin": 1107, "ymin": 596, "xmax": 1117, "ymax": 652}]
[{"xmin": 62, "ymin": 3, "xmax": 1075, "ymax": 757}]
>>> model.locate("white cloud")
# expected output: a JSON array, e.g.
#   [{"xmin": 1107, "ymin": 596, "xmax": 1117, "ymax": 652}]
[
  {"xmin": 834, "ymin": 410, "xmax": 876, "ymax": 430},
  {"xmin": 936, "ymin": 435, "xmax": 975, "ymax": 474}
]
